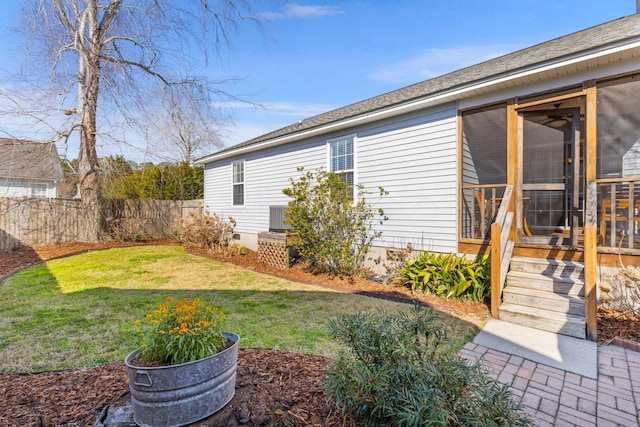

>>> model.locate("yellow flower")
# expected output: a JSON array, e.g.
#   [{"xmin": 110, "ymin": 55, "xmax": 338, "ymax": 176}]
[
  {"xmin": 134, "ymin": 319, "xmax": 142, "ymax": 325},
  {"xmin": 137, "ymin": 296, "xmax": 228, "ymax": 364}
]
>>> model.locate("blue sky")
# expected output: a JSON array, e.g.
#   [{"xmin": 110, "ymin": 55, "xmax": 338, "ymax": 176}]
[
  {"xmin": 0, "ymin": 1, "xmax": 636, "ymax": 161},
  {"xmin": 215, "ymin": 0, "xmax": 637, "ymax": 150}
]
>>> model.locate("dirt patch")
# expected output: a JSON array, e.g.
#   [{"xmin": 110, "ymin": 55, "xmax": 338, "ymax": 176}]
[
  {"xmin": 1, "ymin": 241, "xmax": 638, "ymax": 426},
  {"xmin": 597, "ymin": 306, "xmax": 640, "ymax": 345}
]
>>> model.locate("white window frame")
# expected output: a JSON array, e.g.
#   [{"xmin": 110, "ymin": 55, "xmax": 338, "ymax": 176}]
[
  {"xmin": 231, "ymin": 160, "xmax": 245, "ymax": 207},
  {"xmin": 326, "ymin": 134, "xmax": 357, "ymax": 202}
]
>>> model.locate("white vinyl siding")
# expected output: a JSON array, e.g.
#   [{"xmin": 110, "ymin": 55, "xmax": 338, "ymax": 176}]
[
  {"xmin": 203, "ymin": 139, "xmax": 326, "ymax": 238},
  {"xmin": 203, "ymin": 104, "xmax": 458, "ymax": 253},
  {"xmin": 31, "ymin": 183, "xmax": 47, "ymax": 197},
  {"xmin": 200, "ymin": 50, "xmax": 640, "ymax": 254},
  {"xmin": 0, "ymin": 179, "xmax": 57, "ymax": 198},
  {"xmin": 357, "ymin": 105, "xmax": 458, "ymax": 253}
]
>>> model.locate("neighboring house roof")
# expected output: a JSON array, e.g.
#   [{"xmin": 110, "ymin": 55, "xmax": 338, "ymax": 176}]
[
  {"xmin": 197, "ymin": 13, "xmax": 640, "ymax": 164},
  {"xmin": 0, "ymin": 138, "xmax": 64, "ymax": 181}
]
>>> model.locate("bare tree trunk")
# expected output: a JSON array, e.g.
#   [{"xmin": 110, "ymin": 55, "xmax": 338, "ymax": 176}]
[
  {"xmin": 77, "ymin": 74, "xmax": 103, "ymax": 240},
  {"xmin": 73, "ymin": 0, "xmax": 120, "ymax": 240},
  {"xmin": 13, "ymin": 0, "xmax": 253, "ymax": 241}
]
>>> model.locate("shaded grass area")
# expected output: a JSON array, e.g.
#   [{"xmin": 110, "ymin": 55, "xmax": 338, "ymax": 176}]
[{"xmin": 0, "ymin": 245, "xmax": 481, "ymax": 373}]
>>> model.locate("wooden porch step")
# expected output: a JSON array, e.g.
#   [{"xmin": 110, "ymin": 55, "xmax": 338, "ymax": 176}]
[
  {"xmin": 509, "ymin": 256, "xmax": 584, "ymax": 278},
  {"xmin": 499, "ymin": 303, "xmax": 585, "ymax": 339},
  {"xmin": 506, "ymin": 271, "xmax": 585, "ymax": 296},
  {"xmin": 502, "ymin": 287, "xmax": 585, "ymax": 316}
]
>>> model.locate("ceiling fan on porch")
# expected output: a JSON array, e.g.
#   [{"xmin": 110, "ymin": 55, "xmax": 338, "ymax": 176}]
[{"xmin": 543, "ymin": 103, "xmax": 569, "ymax": 128}]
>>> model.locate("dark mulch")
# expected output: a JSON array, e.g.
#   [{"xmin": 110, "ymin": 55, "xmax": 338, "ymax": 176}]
[{"xmin": 0, "ymin": 349, "xmax": 357, "ymax": 427}]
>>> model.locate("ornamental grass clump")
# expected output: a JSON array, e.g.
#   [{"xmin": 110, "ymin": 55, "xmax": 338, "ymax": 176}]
[
  {"xmin": 324, "ymin": 305, "xmax": 529, "ymax": 426},
  {"xmin": 135, "ymin": 296, "xmax": 227, "ymax": 365}
]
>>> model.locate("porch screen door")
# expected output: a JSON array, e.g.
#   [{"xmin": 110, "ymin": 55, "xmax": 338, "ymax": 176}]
[{"xmin": 520, "ymin": 108, "xmax": 583, "ymax": 245}]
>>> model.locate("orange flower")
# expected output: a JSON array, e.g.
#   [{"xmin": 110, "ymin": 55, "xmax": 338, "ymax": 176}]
[{"xmin": 135, "ymin": 296, "xmax": 227, "ymax": 364}]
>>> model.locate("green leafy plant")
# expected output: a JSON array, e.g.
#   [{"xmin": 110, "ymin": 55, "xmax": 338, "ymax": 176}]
[
  {"xmin": 397, "ymin": 252, "xmax": 490, "ymax": 303},
  {"xmin": 324, "ymin": 306, "xmax": 529, "ymax": 427},
  {"xmin": 135, "ymin": 296, "xmax": 227, "ymax": 365},
  {"xmin": 172, "ymin": 212, "xmax": 236, "ymax": 252},
  {"xmin": 282, "ymin": 167, "xmax": 388, "ymax": 276},
  {"xmin": 102, "ymin": 160, "xmax": 205, "ymax": 200}
]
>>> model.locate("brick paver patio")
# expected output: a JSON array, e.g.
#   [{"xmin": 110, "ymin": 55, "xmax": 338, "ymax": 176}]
[{"xmin": 460, "ymin": 343, "xmax": 640, "ymax": 426}]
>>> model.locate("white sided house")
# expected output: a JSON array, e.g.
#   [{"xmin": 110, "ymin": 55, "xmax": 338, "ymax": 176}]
[
  {"xmin": 0, "ymin": 139, "xmax": 63, "ymax": 198},
  {"xmin": 197, "ymin": 14, "xmax": 640, "ymax": 341}
]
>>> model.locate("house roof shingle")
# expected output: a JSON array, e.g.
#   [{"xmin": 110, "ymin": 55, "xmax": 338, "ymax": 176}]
[
  {"xmin": 0, "ymin": 138, "xmax": 64, "ymax": 181},
  {"xmin": 199, "ymin": 13, "xmax": 640, "ymax": 163}
]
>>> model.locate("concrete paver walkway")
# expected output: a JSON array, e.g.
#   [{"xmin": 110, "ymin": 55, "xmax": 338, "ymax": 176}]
[{"xmin": 460, "ymin": 342, "xmax": 640, "ymax": 426}]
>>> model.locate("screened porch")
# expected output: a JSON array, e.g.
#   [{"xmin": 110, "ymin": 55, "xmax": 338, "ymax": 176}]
[{"xmin": 459, "ymin": 74, "xmax": 640, "ymax": 254}]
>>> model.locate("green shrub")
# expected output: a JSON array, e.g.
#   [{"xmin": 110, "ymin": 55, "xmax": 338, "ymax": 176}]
[
  {"xmin": 397, "ymin": 252, "xmax": 490, "ymax": 303},
  {"xmin": 282, "ymin": 167, "xmax": 388, "ymax": 276},
  {"xmin": 324, "ymin": 306, "xmax": 529, "ymax": 427}
]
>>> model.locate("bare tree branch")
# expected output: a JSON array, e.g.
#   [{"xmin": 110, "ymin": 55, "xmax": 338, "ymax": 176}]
[{"xmin": 0, "ymin": 0, "xmax": 263, "ymax": 239}]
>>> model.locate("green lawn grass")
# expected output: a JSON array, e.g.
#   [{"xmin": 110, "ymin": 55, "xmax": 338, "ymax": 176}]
[{"xmin": 0, "ymin": 245, "xmax": 482, "ymax": 373}]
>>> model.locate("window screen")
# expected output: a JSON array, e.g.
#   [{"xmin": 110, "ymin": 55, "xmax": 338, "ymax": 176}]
[
  {"xmin": 597, "ymin": 76, "xmax": 640, "ymax": 179},
  {"xmin": 460, "ymin": 104, "xmax": 507, "ymax": 239},
  {"xmin": 461, "ymin": 104, "xmax": 508, "ymax": 186}
]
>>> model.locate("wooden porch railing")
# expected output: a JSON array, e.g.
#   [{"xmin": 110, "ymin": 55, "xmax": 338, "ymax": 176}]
[
  {"xmin": 490, "ymin": 184, "xmax": 514, "ymax": 318},
  {"xmin": 461, "ymin": 184, "xmax": 507, "ymax": 240},
  {"xmin": 597, "ymin": 178, "xmax": 640, "ymax": 251}
]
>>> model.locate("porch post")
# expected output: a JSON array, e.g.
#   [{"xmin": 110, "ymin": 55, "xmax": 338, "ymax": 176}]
[
  {"xmin": 507, "ymin": 100, "xmax": 518, "ymax": 241},
  {"xmin": 584, "ymin": 82, "xmax": 598, "ymax": 341}
]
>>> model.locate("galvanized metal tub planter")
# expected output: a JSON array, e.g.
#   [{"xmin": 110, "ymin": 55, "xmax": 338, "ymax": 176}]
[{"xmin": 125, "ymin": 332, "xmax": 239, "ymax": 427}]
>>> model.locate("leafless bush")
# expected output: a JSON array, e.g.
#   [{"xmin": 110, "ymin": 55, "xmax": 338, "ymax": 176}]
[
  {"xmin": 213, "ymin": 243, "xmax": 246, "ymax": 257},
  {"xmin": 600, "ymin": 263, "xmax": 640, "ymax": 317},
  {"xmin": 106, "ymin": 217, "xmax": 146, "ymax": 242},
  {"xmin": 172, "ymin": 212, "xmax": 236, "ymax": 251}
]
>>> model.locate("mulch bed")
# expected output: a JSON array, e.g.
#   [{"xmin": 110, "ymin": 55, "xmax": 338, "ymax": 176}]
[
  {"xmin": 0, "ymin": 240, "xmax": 638, "ymax": 426},
  {"xmin": 1, "ymin": 349, "xmax": 358, "ymax": 427}
]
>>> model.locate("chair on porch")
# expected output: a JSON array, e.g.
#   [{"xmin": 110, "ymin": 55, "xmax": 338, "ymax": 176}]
[
  {"xmin": 473, "ymin": 191, "xmax": 491, "ymax": 239},
  {"xmin": 599, "ymin": 198, "xmax": 640, "ymax": 245},
  {"xmin": 474, "ymin": 190, "xmax": 532, "ymax": 238}
]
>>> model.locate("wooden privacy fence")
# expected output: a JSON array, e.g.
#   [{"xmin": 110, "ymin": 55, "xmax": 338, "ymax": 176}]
[
  {"xmin": 0, "ymin": 198, "xmax": 93, "ymax": 250},
  {"xmin": 0, "ymin": 198, "xmax": 202, "ymax": 250}
]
